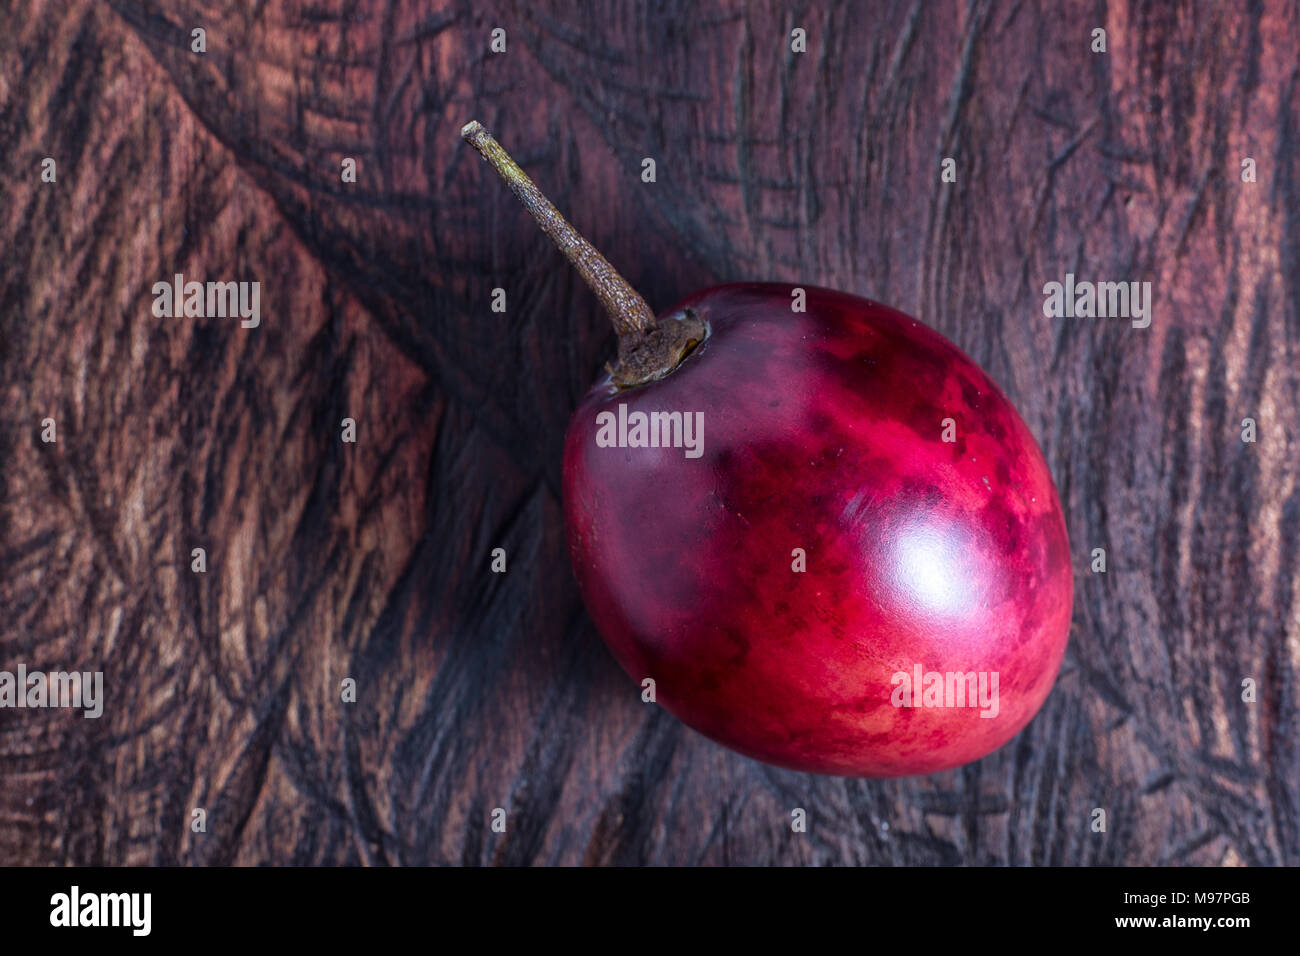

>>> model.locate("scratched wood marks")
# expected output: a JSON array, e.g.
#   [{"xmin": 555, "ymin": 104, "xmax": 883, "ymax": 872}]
[{"xmin": 0, "ymin": 0, "xmax": 1297, "ymax": 865}]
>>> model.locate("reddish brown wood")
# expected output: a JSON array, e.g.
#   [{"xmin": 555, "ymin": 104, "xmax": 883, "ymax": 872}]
[{"xmin": 1, "ymin": 0, "xmax": 1297, "ymax": 865}]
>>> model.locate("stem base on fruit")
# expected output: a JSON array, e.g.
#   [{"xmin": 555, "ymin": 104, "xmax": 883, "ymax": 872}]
[{"xmin": 610, "ymin": 308, "xmax": 709, "ymax": 388}]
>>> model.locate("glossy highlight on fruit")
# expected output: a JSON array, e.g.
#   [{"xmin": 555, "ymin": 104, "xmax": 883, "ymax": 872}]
[{"xmin": 563, "ymin": 284, "xmax": 1073, "ymax": 776}]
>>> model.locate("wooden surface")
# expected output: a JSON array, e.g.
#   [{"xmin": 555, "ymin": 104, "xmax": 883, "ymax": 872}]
[{"xmin": 1, "ymin": 0, "xmax": 1297, "ymax": 866}]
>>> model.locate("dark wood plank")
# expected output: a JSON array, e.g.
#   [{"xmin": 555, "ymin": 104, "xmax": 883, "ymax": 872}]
[{"xmin": 1, "ymin": 0, "xmax": 1297, "ymax": 865}]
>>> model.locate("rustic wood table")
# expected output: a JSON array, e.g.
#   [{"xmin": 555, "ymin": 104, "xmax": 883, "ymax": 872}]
[{"xmin": 1, "ymin": 0, "xmax": 1296, "ymax": 865}]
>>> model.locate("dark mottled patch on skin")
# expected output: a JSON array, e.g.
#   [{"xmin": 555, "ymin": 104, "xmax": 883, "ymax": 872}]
[
  {"xmin": 896, "ymin": 476, "xmax": 946, "ymax": 512},
  {"xmin": 808, "ymin": 410, "xmax": 836, "ymax": 437},
  {"xmin": 692, "ymin": 670, "xmax": 721, "ymax": 693},
  {"xmin": 983, "ymin": 500, "xmax": 1025, "ymax": 557},
  {"xmin": 876, "ymin": 325, "xmax": 955, "ymax": 383},
  {"xmin": 883, "ymin": 393, "xmax": 962, "ymax": 450},
  {"xmin": 721, "ymin": 626, "xmax": 751, "ymax": 668},
  {"xmin": 975, "ymin": 392, "xmax": 1011, "ymax": 443},
  {"xmin": 995, "ymin": 456, "xmax": 1013, "ymax": 487}
]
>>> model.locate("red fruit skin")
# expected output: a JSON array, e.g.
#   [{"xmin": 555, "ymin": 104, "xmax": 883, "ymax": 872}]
[{"xmin": 562, "ymin": 283, "xmax": 1073, "ymax": 777}]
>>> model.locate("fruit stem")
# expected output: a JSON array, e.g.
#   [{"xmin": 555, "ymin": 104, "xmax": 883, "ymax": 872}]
[{"xmin": 460, "ymin": 120, "xmax": 655, "ymax": 338}]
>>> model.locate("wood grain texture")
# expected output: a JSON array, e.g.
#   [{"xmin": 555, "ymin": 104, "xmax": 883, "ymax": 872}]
[{"xmin": 1, "ymin": 0, "xmax": 1297, "ymax": 866}]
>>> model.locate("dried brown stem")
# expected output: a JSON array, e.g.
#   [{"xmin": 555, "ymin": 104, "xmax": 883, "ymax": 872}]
[{"xmin": 461, "ymin": 120, "xmax": 656, "ymax": 337}]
